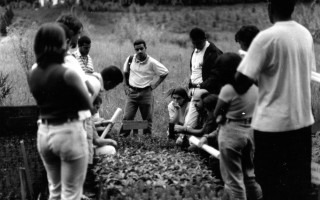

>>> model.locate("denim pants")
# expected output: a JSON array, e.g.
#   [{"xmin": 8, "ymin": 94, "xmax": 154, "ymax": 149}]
[
  {"xmin": 120, "ymin": 87, "xmax": 153, "ymax": 135},
  {"xmin": 254, "ymin": 126, "xmax": 312, "ymax": 200},
  {"xmin": 37, "ymin": 121, "xmax": 88, "ymax": 200},
  {"xmin": 218, "ymin": 121, "xmax": 262, "ymax": 200}
]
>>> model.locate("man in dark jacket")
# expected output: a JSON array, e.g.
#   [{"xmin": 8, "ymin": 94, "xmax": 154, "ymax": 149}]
[{"xmin": 183, "ymin": 27, "xmax": 223, "ymax": 131}]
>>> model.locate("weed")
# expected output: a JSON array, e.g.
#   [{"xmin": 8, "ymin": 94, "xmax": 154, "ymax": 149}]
[{"xmin": 0, "ymin": 72, "xmax": 12, "ymax": 105}]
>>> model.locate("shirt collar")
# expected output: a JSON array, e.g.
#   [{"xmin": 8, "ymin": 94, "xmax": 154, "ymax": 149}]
[
  {"xmin": 135, "ymin": 55, "xmax": 149, "ymax": 64},
  {"xmin": 195, "ymin": 41, "xmax": 210, "ymax": 53}
]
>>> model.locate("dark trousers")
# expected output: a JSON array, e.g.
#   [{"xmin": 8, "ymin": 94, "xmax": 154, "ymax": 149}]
[
  {"xmin": 120, "ymin": 87, "xmax": 153, "ymax": 135},
  {"xmin": 254, "ymin": 126, "xmax": 312, "ymax": 200}
]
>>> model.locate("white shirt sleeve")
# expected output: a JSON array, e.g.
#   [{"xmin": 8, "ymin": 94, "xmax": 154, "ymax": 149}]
[
  {"xmin": 218, "ymin": 84, "xmax": 236, "ymax": 104},
  {"xmin": 123, "ymin": 56, "xmax": 130, "ymax": 73},
  {"xmin": 311, "ymin": 43, "xmax": 316, "ymax": 72},
  {"xmin": 237, "ymin": 33, "xmax": 268, "ymax": 80},
  {"xmin": 150, "ymin": 57, "xmax": 169, "ymax": 76},
  {"xmin": 168, "ymin": 101, "xmax": 176, "ymax": 121}
]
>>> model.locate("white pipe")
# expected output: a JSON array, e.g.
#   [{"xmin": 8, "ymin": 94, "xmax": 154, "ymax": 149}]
[
  {"xmin": 312, "ymin": 72, "xmax": 320, "ymax": 83},
  {"xmin": 100, "ymin": 108, "xmax": 122, "ymax": 139},
  {"xmin": 189, "ymin": 136, "xmax": 220, "ymax": 159}
]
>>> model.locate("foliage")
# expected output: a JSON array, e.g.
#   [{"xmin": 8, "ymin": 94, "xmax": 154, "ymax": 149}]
[
  {"xmin": 0, "ymin": 72, "xmax": 12, "ymax": 105},
  {"xmin": 94, "ymin": 135, "xmax": 222, "ymax": 200},
  {"xmin": 0, "ymin": 5, "xmax": 14, "ymax": 36},
  {"xmin": 9, "ymin": 23, "xmax": 37, "ymax": 75}
]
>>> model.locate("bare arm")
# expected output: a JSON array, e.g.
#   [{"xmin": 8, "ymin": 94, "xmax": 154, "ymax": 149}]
[
  {"xmin": 174, "ymin": 124, "xmax": 204, "ymax": 137},
  {"xmin": 151, "ymin": 74, "xmax": 168, "ymax": 90},
  {"xmin": 92, "ymin": 130, "xmax": 117, "ymax": 147},
  {"xmin": 234, "ymin": 72, "xmax": 254, "ymax": 95},
  {"xmin": 213, "ymin": 98, "xmax": 229, "ymax": 124},
  {"xmin": 64, "ymin": 69, "xmax": 93, "ymax": 113}
]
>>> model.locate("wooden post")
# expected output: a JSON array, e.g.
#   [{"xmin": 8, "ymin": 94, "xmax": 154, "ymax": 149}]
[
  {"xmin": 19, "ymin": 167, "xmax": 27, "ymax": 200},
  {"xmin": 20, "ymin": 140, "xmax": 34, "ymax": 200}
]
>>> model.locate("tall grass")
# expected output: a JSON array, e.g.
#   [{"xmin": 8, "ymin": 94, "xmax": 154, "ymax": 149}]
[{"xmin": 1, "ymin": 3, "xmax": 320, "ymax": 136}]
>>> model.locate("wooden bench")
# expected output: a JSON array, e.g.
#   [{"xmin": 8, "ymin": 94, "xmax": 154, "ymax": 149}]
[{"xmin": 122, "ymin": 120, "xmax": 148, "ymax": 135}]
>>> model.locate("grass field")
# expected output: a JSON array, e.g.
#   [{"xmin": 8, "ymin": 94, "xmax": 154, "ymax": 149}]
[{"xmin": 1, "ymin": 2, "xmax": 320, "ymax": 136}]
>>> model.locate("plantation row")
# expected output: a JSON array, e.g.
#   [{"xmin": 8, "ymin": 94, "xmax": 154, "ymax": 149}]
[{"xmin": 0, "ymin": 0, "xmax": 316, "ymax": 7}]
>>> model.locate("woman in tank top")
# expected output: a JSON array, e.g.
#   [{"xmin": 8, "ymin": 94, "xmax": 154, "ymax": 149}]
[{"xmin": 27, "ymin": 23, "xmax": 92, "ymax": 200}]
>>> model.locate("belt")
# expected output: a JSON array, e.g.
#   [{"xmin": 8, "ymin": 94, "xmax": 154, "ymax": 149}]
[
  {"xmin": 41, "ymin": 117, "xmax": 79, "ymax": 125},
  {"xmin": 129, "ymin": 85, "xmax": 151, "ymax": 91},
  {"xmin": 226, "ymin": 118, "xmax": 252, "ymax": 124},
  {"xmin": 189, "ymin": 82, "xmax": 201, "ymax": 88}
]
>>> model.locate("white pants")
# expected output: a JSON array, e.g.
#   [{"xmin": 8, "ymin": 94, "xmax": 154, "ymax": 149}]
[
  {"xmin": 37, "ymin": 121, "xmax": 88, "ymax": 200},
  {"xmin": 184, "ymin": 88, "xmax": 200, "ymax": 128}
]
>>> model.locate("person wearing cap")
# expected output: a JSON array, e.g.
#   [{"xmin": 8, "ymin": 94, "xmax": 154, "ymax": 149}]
[
  {"xmin": 119, "ymin": 39, "xmax": 169, "ymax": 137},
  {"xmin": 184, "ymin": 27, "xmax": 223, "ymax": 132},
  {"xmin": 234, "ymin": 0, "xmax": 316, "ymax": 199}
]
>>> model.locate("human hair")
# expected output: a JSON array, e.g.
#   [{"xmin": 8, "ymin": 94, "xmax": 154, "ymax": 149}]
[
  {"xmin": 268, "ymin": 0, "xmax": 296, "ymax": 19},
  {"xmin": 100, "ymin": 65, "xmax": 123, "ymax": 87},
  {"xmin": 34, "ymin": 23, "xmax": 66, "ymax": 68},
  {"xmin": 189, "ymin": 27, "xmax": 206, "ymax": 41},
  {"xmin": 235, "ymin": 25, "xmax": 260, "ymax": 49},
  {"xmin": 56, "ymin": 14, "xmax": 83, "ymax": 37},
  {"xmin": 168, "ymin": 87, "xmax": 190, "ymax": 102},
  {"xmin": 202, "ymin": 94, "xmax": 218, "ymax": 112},
  {"xmin": 214, "ymin": 52, "xmax": 242, "ymax": 87},
  {"xmin": 133, "ymin": 39, "xmax": 146, "ymax": 48},
  {"xmin": 78, "ymin": 35, "xmax": 91, "ymax": 47},
  {"xmin": 93, "ymin": 94, "xmax": 102, "ymax": 106},
  {"xmin": 58, "ymin": 23, "xmax": 72, "ymax": 40}
]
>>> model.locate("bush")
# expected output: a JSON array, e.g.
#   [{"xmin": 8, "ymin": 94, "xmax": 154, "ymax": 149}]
[
  {"xmin": 0, "ymin": 72, "xmax": 12, "ymax": 105},
  {"xmin": 18, "ymin": 1, "xmax": 31, "ymax": 9},
  {"xmin": 0, "ymin": 14, "xmax": 8, "ymax": 36},
  {"xmin": 10, "ymin": 24, "xmax": 37, "ymax": 74}
]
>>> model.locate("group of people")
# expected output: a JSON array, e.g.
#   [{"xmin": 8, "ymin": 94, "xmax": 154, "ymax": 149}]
[{"xmin": 27, "ymin": 0, "xmax": 317, "ymax": 199}]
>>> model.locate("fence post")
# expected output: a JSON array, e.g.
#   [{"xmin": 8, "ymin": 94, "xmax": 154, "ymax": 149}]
[{"xmin": 20, "ymin": 140, "xmax": 34, "ymax": 200}]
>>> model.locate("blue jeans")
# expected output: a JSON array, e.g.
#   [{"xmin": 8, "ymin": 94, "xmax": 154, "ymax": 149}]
[
  {"xmin": 218, "ymin": 121, "xmax": 262, "ymax": 200},
  {"xmin": 120, "ymin": 87, "xmax": 153, "ymax": 135},
  {"xmin": 37, "ymin": 121, "xmax": 88, "ymax": 200}
]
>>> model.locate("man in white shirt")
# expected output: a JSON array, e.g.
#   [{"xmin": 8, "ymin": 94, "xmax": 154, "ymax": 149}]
[
  {"xmin": 120, "ymin": 39, "xmax": 169, "ymax": 137},
  {"xmin": 235, "ymin": 0, "xmax": 316, "ymax": 199},
  {"xmin": 180, "ymin": 28, "xmax": 222, "ymax": 144}
]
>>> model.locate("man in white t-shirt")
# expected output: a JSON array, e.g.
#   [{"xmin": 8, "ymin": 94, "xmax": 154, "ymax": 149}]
[
  {"xmin": 120, "ymin": 39, "xmax": 169, "ymax": 137},
  {"xmin": 234, "ymin": 1, "xmax": 316, "ymax": 199}
]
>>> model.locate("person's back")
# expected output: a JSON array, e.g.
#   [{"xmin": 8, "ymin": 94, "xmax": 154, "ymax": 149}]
[
  {"xmin": 235, "ymin": 1, "xmax": 316, "ymax": 199},
  {"xmin": 30, "ymin": 65, "xmax": 89, "ymax": 119},
  {"xmin": 240, "ymin": 20, "xmax": 315, "ymax": 131},
  {"xmin": 221, "ymin": 84, "xmax": 257, "ymax": 121}
]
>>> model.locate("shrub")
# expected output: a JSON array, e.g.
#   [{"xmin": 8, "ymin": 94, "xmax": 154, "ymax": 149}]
[
  {"xmin": 10, "ymin": 24, "xmax": 37, "ymax": 75},
  {"xmin": 0, "ymin": 14, "xmax": 8, "ymax": 36},
  {"xmin": 18, "ymin": 1, "xmax": 30, "ymax": 9},
  {"xmin": 0, "ymin": 72, "xmax": 12, "ymax": 105}
]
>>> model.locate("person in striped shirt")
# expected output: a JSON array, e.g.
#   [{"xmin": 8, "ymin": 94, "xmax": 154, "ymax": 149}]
[{"xmin": 73, "ymin": 35, "xmax": 94, "ymax": 74}]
